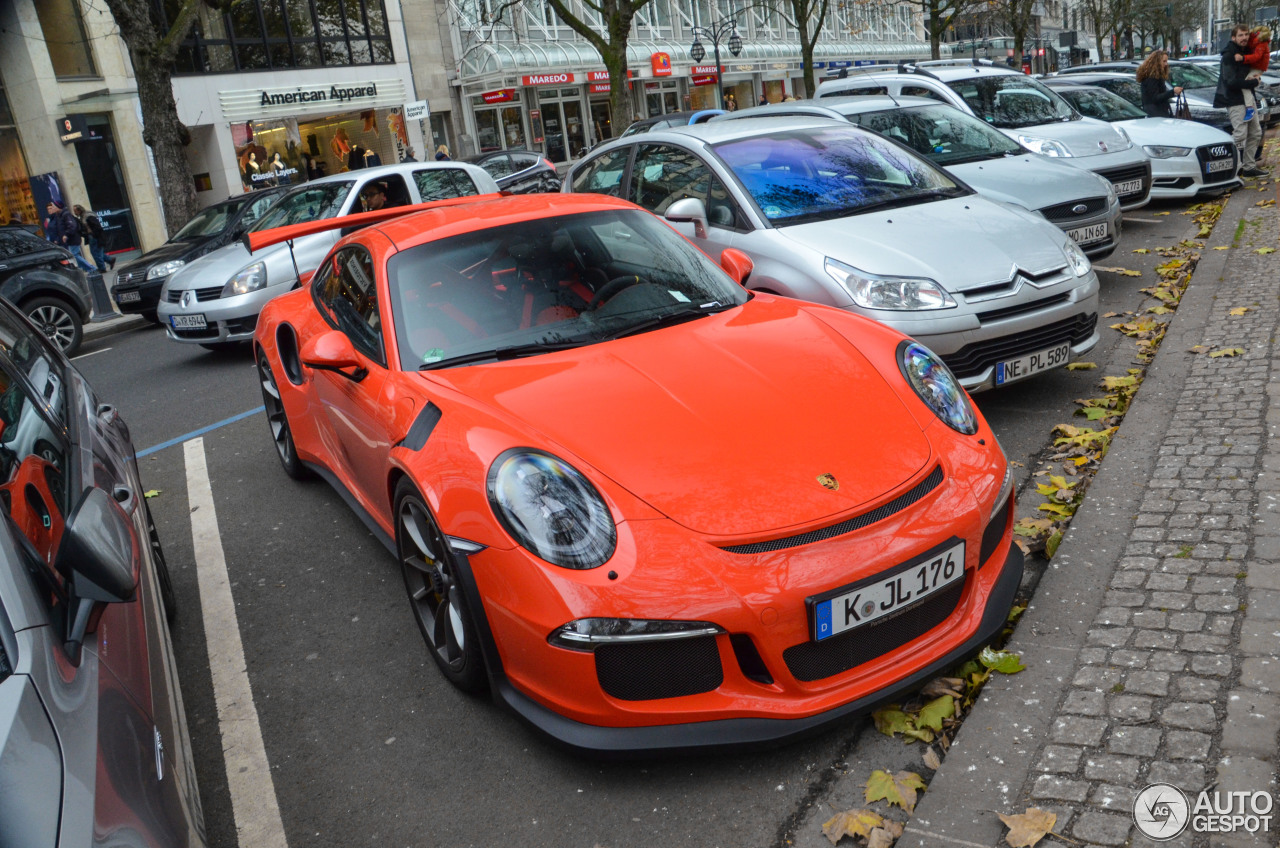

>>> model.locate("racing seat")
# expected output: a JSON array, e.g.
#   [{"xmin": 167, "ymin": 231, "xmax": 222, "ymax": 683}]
[{"xmin": 508, "ymin": 235, "xmax": 594, "ymax": 327}]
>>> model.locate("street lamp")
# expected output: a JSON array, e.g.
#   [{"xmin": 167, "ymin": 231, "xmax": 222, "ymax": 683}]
[{"xmin": 690, "ymin": 16, "xmax": 744, "ymax": 111}]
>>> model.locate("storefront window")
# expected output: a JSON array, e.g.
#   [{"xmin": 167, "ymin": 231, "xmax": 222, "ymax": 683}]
[
  {"xmin": 502, "ymin": 107, "xmax": 526, "ymax": 149},
  {"xmin": 0, "ymin": 128, "xmax": 36, "ymax": 230},
  {"xmin": 167, "ymin": 0, "xmax": 395, "ymax": 74},
  {"xmin": 645, "ymin": 82, "xmax": 681, "ymax": 117},
  {"xmin": 234, "ymin": 110, "xmax": 405, "ymax": 190},
  {"xmin": 36, "ymin": 0, "xmax": 97, "ymax": 78}
]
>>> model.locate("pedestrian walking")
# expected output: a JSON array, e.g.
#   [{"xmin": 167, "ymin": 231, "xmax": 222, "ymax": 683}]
[
  {"xmin": 401, "ymin": 146, "xmax": 418, "ymax": 162},
  {"xmin": 46, "ymin": 201, "xmax": 94, "ymax": 272},
  {"xmin": 1136, "ymin": 49, "xmax": 1182, "ymax": 118},
  {"xmin": 758, "ymin": 94, "xmax": 769, "ymax": 106},
  {"xmin": 1216, "ymin": 24, "xmax": 1268, "ymax": 178},
  {"xmin": 435, "ymin": 144, "xmax": 451, "ymax": 161},
  {"xmin": 73, "ymin": 204, "xmax": 112, "ymax": 271}
]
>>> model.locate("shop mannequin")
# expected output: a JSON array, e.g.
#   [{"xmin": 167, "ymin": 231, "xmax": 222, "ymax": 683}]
[
  {"xmin": 245, "ymin": 151, "xmax": 260, "ymax": 182},
  {"xmin": 363, "ymin": 147, "xmax": 382, "ymax": 168},
  {"xmin": 269, "ymin": 152, "xmax": 289, "ymax": 185}
]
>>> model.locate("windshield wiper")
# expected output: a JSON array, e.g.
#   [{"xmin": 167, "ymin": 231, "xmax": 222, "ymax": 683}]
[
  {"xmin": 419, "ymin": 339, "xmax": 589, "ymax": 370},
  {"xmin": 600, "ymin": 303, "xmax": 729, "ymax": 340}
]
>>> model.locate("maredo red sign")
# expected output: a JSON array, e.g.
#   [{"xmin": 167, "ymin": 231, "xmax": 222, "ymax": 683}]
[
  {"xmin": 651, "ymin": 52, "xmax": 673, "ymax": 76},
  {"xmin": 521, "ymin": 72, "xmax": 576, "ymax": 86},
  {"xmin": 691, "ymin": 65, "xmax": 720, "ymax": 75},
  {"xmin": 586, "ymin": 70, "xmax": 634, "ymax": 82},
  {"xmin": 480, "ymin": 88, "xmax": 515, "ymax": 103}
]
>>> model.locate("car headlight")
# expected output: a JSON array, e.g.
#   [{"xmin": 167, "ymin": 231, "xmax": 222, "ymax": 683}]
[
  {"xmin": 990, "ymin": 459, "xmax": 1014, "ymax": 525},
  {"xmin": 146, "ymin": 259, "xmax": 186, "ymax": 280},
  {"xmin": 1113, "ymin": 126, "xmax": 1132, "ymax": 147},
  {"xmin": 222, "ymin": 261, "xmax": 267, "ymax": 297},
  {"xmin": 898, "ymin": 341, "xmax": 977, "ymax": 435},
  {"xmin": 1142, "ymin": 145, "xmax": 1193, "ymax": 158},
  {"xmin": 825, "ymin": 257, "xmax": 956, "ymax": 311},
  {"xmin": 548, "ymin": 619, "xmax": 723, "ymax": 651},
  {"xmin": 1017, "ymin": 136, "xmax": 1072, "ymax": 157},
  {"xmin": 1062, "ymin": 239, "xmax": 1091, "ymax": 276},
  {"xmin": 488, "ymin": 449, "xmax": 616, "ymax": 569},
  {"xmin": 1104, "ymin": 180, "xmax": 1118, "ymax": 204}
]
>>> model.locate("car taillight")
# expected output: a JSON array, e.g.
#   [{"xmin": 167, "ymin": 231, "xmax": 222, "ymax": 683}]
[
  {"xmin": 543, "ymin": 159, "xmax": 555, "ymax": 170},
  {"xmin": 58, "ymin": 258, "xmax": 74, "ymax": 267}
]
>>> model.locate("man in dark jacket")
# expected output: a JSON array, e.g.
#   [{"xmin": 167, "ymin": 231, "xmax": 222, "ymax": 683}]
[
  {"xmin": 46, "ymin": 201, "xmax": 94, "ymax": 271},
  {"xmin": 1216, "ymin": 25, "xmax": 1267, "ymax": 177}
]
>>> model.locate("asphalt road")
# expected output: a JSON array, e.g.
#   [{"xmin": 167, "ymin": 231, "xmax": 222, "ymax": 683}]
[{"xmin": 69, "ymin": 195, "xmax": 1211, "ymax": 848}]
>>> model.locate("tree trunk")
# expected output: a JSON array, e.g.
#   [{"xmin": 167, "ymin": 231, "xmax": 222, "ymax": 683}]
[
  {"xmin": 134, "ymin": 58, "xmax": 198, "ymax": 237},
  {"xmin": 930, "ymin": 6, "xmax": 943, "ymax": 59},
  {"xmin": 602, "ymin": 42, "xmax": 632, "ymax": 139},
  {"xmin": 800, "ymin": 26, "xmax": 817, "ymax": 98}
]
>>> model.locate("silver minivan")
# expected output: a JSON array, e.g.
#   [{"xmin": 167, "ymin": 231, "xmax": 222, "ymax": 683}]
[
  {"xmin": 158, "ymin": 162, "xmax": 498, "ymax": 350},
  {"xmin": 565, "ymin": 117, "xmax": 1100, "ymax": 392}
]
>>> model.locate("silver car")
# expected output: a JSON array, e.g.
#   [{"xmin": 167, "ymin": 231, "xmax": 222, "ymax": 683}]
[
  {"xmin": 717, "ymin": 97, "xmax": 1123, "ymax": 258},
  {"xmin": 564, "ymin": 118, "xmax": 1101, "ymax": 392},
  {"xmin": 158, "ymin": 162, "xmax": 499, "ymax": 350},
  {"xmin": 816, "ymin": 63, "xmax": 1154, "ymax": 210}
]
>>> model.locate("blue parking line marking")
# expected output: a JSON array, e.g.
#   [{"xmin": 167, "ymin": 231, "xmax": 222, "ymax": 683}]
[{"xmin": 137, "ymin": 406, "xmax": 266, "ymax": 458}]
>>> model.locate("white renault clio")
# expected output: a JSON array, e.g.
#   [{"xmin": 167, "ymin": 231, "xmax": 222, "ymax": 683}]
[{"xmin": 816, "ymin": 62, "xmax": 1153, "ymax": 211}]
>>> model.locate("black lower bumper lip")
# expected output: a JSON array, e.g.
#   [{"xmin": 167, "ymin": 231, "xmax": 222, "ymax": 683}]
[{"xmin": 494, "ymin": 544, "xmax": 1025, "ymax": 756}]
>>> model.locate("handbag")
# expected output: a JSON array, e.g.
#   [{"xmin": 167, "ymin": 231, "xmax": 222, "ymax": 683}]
[{"xmin": 1173, "ymin": 91, "xmax": 1192, "ymax": 121}]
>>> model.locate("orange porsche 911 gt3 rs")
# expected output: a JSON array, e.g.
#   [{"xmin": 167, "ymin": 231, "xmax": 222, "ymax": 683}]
[{"xmin": 250, "ymin": 192, "xmax": 1022, "ymax": 753}]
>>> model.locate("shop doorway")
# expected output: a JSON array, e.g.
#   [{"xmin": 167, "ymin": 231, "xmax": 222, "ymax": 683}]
[
  {"xmin": 645, "ymin": 82, "xmax": 681, "ymax": 117},
  {"xmin": 589, "ymin": 100, "xmax": 614, "ymax": 145},
  {"xmin": 72, "ymin": 114, "xmax": 138, "ymax": 254},
  {"xmin": 539, "ymin": 89, "xmax": 587, "ymax": 163}
]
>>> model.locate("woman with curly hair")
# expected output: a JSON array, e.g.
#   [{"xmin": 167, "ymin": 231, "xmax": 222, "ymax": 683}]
[{"xmin": 1137, "ymin": 50, "xmax": 1183, "ymax": 118}]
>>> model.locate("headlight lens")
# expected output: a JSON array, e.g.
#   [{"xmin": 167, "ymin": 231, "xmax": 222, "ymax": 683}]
[
  {"xmin": 825, "ymin": 257, "xmax": 956, "ymax": 311},
  {"xmin": 991, "ymin": 459, "xmax": 1014, "ymax": 526},
  {"xmin": 222, "ymin": 261, "xmax": 267, "ymax": 296},
  {"xmin": 488, "ymin": 450, "xmax": 616, "ymax": 569},
  {"xmin": 146, "ymin": 259, "xmax": 185, "ymax": 280},
  {"xmin": 1062, "ymin": 239, "xmax": 1091, "ymax": 276},
  {"xmin": 1142, "ymin": 145, "xmax": 1193, "ymax": 158},
  {"xmin": 549, "ymin": 619, "xmax": 722, "ymax": 651},
  {"xmin": 1104, "ymin": 180, "xmax": 1118, "ymax": 204},
  {"xmin": 1017, "ymin": 136, "xmax": 1072, "ymax": 157},
  {"xmin": 898, "ymin": 341, "xmax": 977, "ymax": 434}
]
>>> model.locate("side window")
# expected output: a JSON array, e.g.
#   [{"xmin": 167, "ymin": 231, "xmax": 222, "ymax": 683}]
[
  {"xmin": 901, "ymin": 85, "xmax": 946, "ymax": 103},
  {"xmin": 0, "ymin": 231, "xmax": 33, "ymax": 260},
  {"xmin": 510, "ymin": 152, "xmax": 541, "ymax": 171},
  {"xmin": 481, "ymin": 155, "xmax": 515, "ymax": 179},
  {"xmin": 570, "ymin": 147, "xmax": 630, "ymax": 196},
  {"xmin": 316, "ymin": 246, "xmax": 384, "ymax": 364},
  {"xmin": 413, "ymin": 168, "xmax": 480, "ymax": 202},
  {"xmin": 628, "ymin": 144, "xmax": 740, "ymax": 228},
  {"xmin": 0, "ymin": 357, "xmax": 69, "ymax": 568},
  {"xmin": 241, "ymin": 193, "xmax": 281, "ymax": 228}
]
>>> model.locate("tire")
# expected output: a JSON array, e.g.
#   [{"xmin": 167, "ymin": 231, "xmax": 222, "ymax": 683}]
[
  {"xmin": 256, "ymin": 348, "xmax": 311, "ymax": 480},
  {"xmin": 145, "ymin": 503, "xmax": 178, "ymax": 627},
  {"xmin": 395, "ymin": 478, "xmax": 487, "ymax": 694},
  {"xmin": 24, "ymin": 296, "xmax": 83, "ymax": 355}
]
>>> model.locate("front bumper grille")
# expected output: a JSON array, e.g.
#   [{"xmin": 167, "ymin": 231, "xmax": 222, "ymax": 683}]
[
  {"xmin": 943, "ymin": 312, "xmax": 1097, "ymax": 380},
  {"xmin": 1095, "ymin": 162, "xmax": 1152, "ymax": 202},
  {"xmin": 783, "ymin": 575, "xmax": 967, "ymax": 682},
  {"xmin": 595, "ymin": 635, "xmax": 723, "ymax": 700},
  {"xmin": 719, "ymin": 466, "xmax": 945, "ymax": 555},
  {"xmin": 1195, "ymin": 143, "xmax": 1238, "ymax": 184},
  {"xmin": 1039, "ymin": 196, "xmax": 1109, "ymax": 222},
  {"xmin": 165, "ymin": 285, "xmax": 223, "ymax": 303}
]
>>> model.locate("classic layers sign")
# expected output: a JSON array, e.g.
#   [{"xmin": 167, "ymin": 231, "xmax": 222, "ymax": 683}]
[
  {"xmin": 521, "ymin": 73, "xmax": 576, "ymax": 86},
  {"xmin": 220, "ymin": 78, "xmax": 406, "ymax": 121}
]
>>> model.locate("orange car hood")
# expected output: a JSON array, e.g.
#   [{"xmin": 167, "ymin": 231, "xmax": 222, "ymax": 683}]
[{"xmin": 435, "ymin": 303, "xmax": 933, "ymax": 537}]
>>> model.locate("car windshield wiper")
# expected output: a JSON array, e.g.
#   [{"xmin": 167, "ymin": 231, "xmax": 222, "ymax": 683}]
[
  {"xmin": 939, "ymin": 152, "xmax": 1004, "ymax": 165},
  {"xmin": 599, "ymin": 303, "xmax": 730, "ymax": 340},
  {"xmin": 419, "ymin": 339, "xmax": 590, "ymax": 370}
]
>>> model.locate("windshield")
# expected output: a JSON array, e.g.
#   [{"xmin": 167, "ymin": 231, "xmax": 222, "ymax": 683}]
[
  {"xmin": 1058, "ymin": 87, "xmax": 1145, "ymax": 121},
  {"xmin": 251, "ymin": 182, "xmax": 353, "ymax": 231},
  {"xmin": 171, "ymin": 198, "xmax": 248, "ymax": 241},
  {"xmin": 845, "ymin": 103, "xmax": 1024, "ymax": 164},
  {"xmin": 387, "ymin": 209, "xmax": 749, "ymax": 370},
  {"xmin": 711, "ymin": 127, "xmax": 962, "ymax": 224},
  {"xmin": 947, "ymin": 76, "xmax": 1078, "ymax": 128},
  {"xmin": 1169, "ymin": 64, "xmax": 1218, "ymax": 88},
  {"xmin": 1093, "ymin": 78, "xmax": 1144, "ymax": 107}
]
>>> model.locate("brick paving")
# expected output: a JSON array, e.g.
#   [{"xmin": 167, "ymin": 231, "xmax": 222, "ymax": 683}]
[{"xmin": 1013, "ymin": 188, "xmax": 1280, "ymax": 846}]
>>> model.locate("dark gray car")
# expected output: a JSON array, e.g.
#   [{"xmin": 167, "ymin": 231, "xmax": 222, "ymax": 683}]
[
  {"xmin": 0, "ymin": 226, "xmax": 93, "ymax": 355},
  {"xmin": 0, "ymin": 299, "xmax": 205, "ymax": 844}
]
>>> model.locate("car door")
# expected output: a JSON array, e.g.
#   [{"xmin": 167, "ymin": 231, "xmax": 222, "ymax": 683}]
[
  {"xmin": 626, "ymin": 142, "xmax": 744, "ymax": 259},
  {"xmin": 310, "ymin": 242, "xmax": 398, "ymax": 517}
]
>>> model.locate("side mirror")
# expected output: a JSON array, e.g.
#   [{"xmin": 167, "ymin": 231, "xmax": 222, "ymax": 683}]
[
  {"xmin": 664, "ymin": 197, "xmax": 709, "ymax": 239},
  {"xmin": 720, "ymin": 248, "xmax": 753, "ymax": 287},
  {"xmin": 301, "ymin": 330, "xmax": 367, "ymax": 382},
  {"xmin": 59, "ymin": 487, "xmax": 139, "ymax": 663}
]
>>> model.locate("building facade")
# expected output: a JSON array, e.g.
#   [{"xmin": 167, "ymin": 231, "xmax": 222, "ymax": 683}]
[{"xmin": 435, "ymin": 0, "xmax": 937, "ymax": 162}]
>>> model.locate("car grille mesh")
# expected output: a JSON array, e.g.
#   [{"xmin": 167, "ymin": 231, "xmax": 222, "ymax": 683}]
[
  {"xmin": 975, "ymin": 293, "xmax": 1070, "ymax": 324},
  {"xmin": 116, "ymin": 268, "xmax": 148, "ymax": 286},
  {"xmin": 164, "ymin": 286, "xmax": 223, "ymax": 303},
  {"xmin": 594, "ymin": 636, "xmax": 723, "ymax": 700},
  {"xmin": 1039, "ymin": 196, "xmax": 1109, "ymax": 221},
  {"xmin": 944, "ymin": 312, "xmax": 1096, "ymax": 379},
  {"xmin": 1095, "ymin": 163, "xmax": 1151, "ymax": 200},
  {"xmin": 782, "ymin": 576, "xmax": 967, "ymax": 682},
  {"xmin": 719, "ymin": 466, "xmax": 945, "ymax": 555}
]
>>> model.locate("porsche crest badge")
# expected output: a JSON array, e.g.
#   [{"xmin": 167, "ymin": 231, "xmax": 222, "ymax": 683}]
[{"xmin": 817, "ymin": 473, "xmax": 839, "ymax": 491}]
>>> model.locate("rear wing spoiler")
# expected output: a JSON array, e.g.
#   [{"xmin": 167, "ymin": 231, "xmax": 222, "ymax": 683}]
[{"xmin": 243, "ymin": 192, "xmax": 506, "ymax": 254}]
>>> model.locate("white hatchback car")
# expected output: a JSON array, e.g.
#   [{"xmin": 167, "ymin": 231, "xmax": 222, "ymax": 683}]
[
  {"xmin": 158, "ymin": 162, "xmax": 498, "ymax": 350},
  {"xmin": 816, "ymin": 63, "xmax": 1153, "ymax": 210}
]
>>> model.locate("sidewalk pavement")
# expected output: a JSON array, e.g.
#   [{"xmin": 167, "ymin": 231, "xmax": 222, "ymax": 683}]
[{"xmin": 896, "ymin": 161, "xmax": 1280, "ymax": 846}]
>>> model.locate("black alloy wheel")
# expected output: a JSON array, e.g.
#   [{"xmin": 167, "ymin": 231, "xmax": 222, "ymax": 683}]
[
  {"xmin": 395, "ymin": 478, "xmax": 487, "ymax": 694},
  {"xmin": 24, "ymin": 297, "xmax": 82, "ymax": 355},
  {"xmin": 256, "ymin": 348, "xmax": 310, "ymax": 480}
]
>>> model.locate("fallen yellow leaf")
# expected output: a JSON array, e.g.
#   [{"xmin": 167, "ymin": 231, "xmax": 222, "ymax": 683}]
[
  {"xmin": 822, "ymin": 809, "xmax": 883, "ymax": 845},
  {"xmin": 864, "ymin": 770, "xmax": 927, "ymax": 813},
  {"xmin": 1213, "ymin": 245, "xmax": 1230, "ymax": 250},
  {"xmin": 998, "ymin": 808, "xmax": 1058, "ymax": 848},
  {"xmin": 1210, "ymin": 348, "xmax": 1245, "ymax": 358},
  {"xmin": 1153, "ymin": 211, "xmax": 1170, "ymax": 216},
  {"xmin": 1132, "ymin": 248, "xmax": 1149, "ymax": 254},
  {"xmin": 1229, "ymin": 307, "xmax": 1251, "ymax": 316},
  {"xmin": 1065, "ymin": 361, "xmax": 1096, "ymax": 370},
  {"xmin": 1256, "ymin": 248, "xmax": 1276, "ymax": 255},
  {"xmin": 144, "ymin": 489, "xmax": 161, "ymax": 499}
]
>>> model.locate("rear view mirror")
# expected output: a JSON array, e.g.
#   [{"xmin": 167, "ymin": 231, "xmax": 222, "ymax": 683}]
[
  {"xmin": 59, "ymin": 487, "xmax": 139, "ymax": 663},
  {"xmin": 720, "ymin": 248, "xmax": 753, "ymax": 287},
  {"xmin": 664, "ymin": 197, "xmax": 709, "ymax": 239},
  {"xmin": 301, "ymin": 330, "xmax": 367, "ymax": 382}
]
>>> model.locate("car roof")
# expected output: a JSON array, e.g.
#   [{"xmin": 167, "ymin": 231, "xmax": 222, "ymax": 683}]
[
  {"xmin": 803, "ymin": 95, "xmax": 945, "ymax": 114},
  {"xmin": 296, "ymin": 160, "xmax": 475, "ymax": 187},
  {"xmin": 1043, "ymin": 72, "xmax": 1134, "ymax": 82},
  {"xmin": 648, "ymin": 115, "xmax": 862, "ymax": 144}
]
